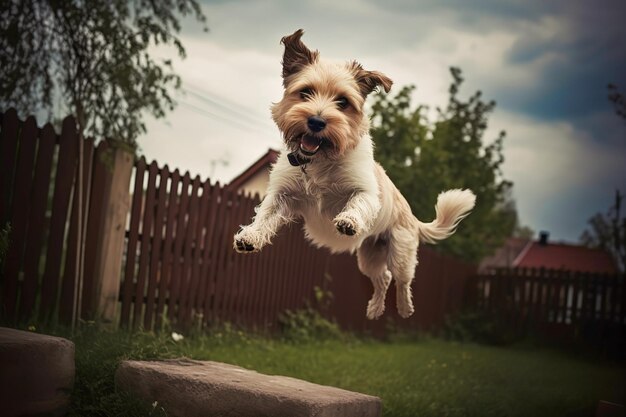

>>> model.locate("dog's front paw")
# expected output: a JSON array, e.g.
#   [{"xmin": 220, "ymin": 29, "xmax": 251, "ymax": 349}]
[
  {"xmin": 234, "ymin": 237, "xmax": 257, "ymax": 253},
  {"xmin": 233, "ymin": 229, "xmax": 261, "ymax": 253},
  {"xmin": 334, "ymin": 214, "xmax": 359, "ymax": 237}
]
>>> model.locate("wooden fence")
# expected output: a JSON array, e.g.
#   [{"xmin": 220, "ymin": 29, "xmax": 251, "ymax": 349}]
[
  {"xmin": 1, "ymin": 109, "xmax": 478, "ymax": 334},
  {"xmin": 0, "ymin": 109, "xmax": 127, "ymax": 324},
  {"xmin": 118, "ymin": 158, "xmax": 477, "ymax": 333},
  {"xmin": 468, "ymin": 268, "xmax": 626, "ymax": 345},
  {"xmin": 118, "ymin": 159, "xmax": 329, "ymax": 330}
]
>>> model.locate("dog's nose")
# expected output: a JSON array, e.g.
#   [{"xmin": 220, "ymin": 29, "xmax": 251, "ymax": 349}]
[{"xmin": 307, "ymin": 115, "xmax": 327, "ymax": 132}]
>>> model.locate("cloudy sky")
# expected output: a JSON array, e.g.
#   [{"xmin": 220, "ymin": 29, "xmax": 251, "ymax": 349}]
[{"xmin": 140, "ymin": 0, "xmax": 626, "ymax": 244}]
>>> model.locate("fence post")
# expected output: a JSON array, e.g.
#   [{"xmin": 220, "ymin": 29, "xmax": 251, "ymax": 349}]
[{"xmin": 93, "ymin": 142, "xmax": 134, "ymax": 323}]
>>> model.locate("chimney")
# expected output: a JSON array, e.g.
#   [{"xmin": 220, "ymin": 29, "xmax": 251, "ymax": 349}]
[{"xmin": 539, "ymin": 231, "xmax": 549, "ymax": 246}]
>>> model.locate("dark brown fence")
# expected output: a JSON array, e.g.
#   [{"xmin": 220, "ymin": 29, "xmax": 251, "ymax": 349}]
[
  {"xmin": 468, "ymin": 268, "xmax": 626, "ymax": 344},
  {"xmin": 119, "ymin": 157, "xmax": 478, "ymax": 333},
  {"xmin": 325, "ymin": 247, "xmax": 476, "ymax": 336},
  {"xmin": 2, "ymin": 108, "xmax": 479, "ymax": 334},
  {"xmin": 118, "ymin": 159, "xmax": 330, "ymax": 331},
  {"xmin": 0, "ymin": 109, "xmax": 117, "ymax": 324}
]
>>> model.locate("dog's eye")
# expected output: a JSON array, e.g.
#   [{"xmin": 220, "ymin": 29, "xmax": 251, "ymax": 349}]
[
  {"xmin": 299, "ymin": 88, "xmax": 314, "ymax": 99},
  {"xmin": 337, "ymin": 96, "xmax": 350, "ymax": 110}
]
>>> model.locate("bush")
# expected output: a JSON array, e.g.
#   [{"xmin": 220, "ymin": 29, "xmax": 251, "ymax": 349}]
[
  {"xmin": 0, "ymin": 222, "xmax": 10, "ymax": 268},
  {"xmin": 443, "ymin": 310, "xmax": 519, "ymax": 346},
  {"xmin": 278, "ymin": 307, "xmax": 343, "ymax": 343},
  {"xmin": 278, "ymin": 279, "xmax": 345, "ymax": 343}
]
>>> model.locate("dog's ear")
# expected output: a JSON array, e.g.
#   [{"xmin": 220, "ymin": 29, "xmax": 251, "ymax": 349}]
[
  {"xmin": 352, "ymin": 62, "xmax": 393, "ymax": 96},
  {"xmin": 280, "ymin": 29, "xmax": 319, "ymax": 83}
]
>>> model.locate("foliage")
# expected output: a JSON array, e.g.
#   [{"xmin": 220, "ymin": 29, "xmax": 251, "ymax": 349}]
[
  {"xmin": 278, "ymin": 307, "xmax": 343, "ymax": 343},
  {"xmin": 370, "ymin": 67, "xmax": 518, "ymax": 261},
  {"xmin": 278, "ymin": 281, "xmax": 343, "ymax": 342},
  {"xmin": 0, "ymin": 222, "xmax": 10, "ymax": 269},
  {"xmin": 0, "ymin": 0, "xmax": 207, "ymax": 146},
  {"xmin": 580, "ymin": 190, "xmax": 625, "ymax": 271},
  {"xmin": 443, "ymin": 310, "xmax": 519, "ymax": 346}
]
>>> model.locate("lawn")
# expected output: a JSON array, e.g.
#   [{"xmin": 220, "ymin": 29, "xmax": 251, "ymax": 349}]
[{"xmin": 48, "ymin": 324, "xmax": 624, "ymax": 417}]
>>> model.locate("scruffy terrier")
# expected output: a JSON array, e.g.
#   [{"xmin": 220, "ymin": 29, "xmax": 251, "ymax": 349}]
[{"xmin": 234, "ymin": 29, "xmax": 476, "ymax": 319}]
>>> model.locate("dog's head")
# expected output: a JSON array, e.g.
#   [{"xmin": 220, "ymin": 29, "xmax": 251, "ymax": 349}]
[{"xmin": 271, "ymin": 29, "xmax": 392, "ymax": 161}]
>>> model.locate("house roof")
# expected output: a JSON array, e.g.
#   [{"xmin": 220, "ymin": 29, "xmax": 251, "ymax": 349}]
[
  {"xmin": 226, "ymin": 148, "xmax": 279, "ymax": 191},
  {"xmin": 514, "ymin": 242, "xmax": 618, "ymax": 274},
  {"xmin": 478, "ymin": 237, "xmax": 530, "ymax": 272},
  {"xmin": 480, "ymin": 235, "xmax": 619, "ymax": 274}
]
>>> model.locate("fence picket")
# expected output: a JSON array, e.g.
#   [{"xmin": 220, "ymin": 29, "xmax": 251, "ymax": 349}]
[
  {"xmin": 143, "ymin": 166, "xmax": 170, "ymax": 329},
  {"xmin": 19, "ymin": 124, "xmax": 57, "ymax": 320},
  {"xmin": 58, "ymin": 137, "xmax": 94, "ymax": 323},
  {"xmin": 39, "ymin": 116, "xmax": 79, "ymax": 319},
  {"xmin": 184, "ymin": 181, "xmax": 213, "ymax": 327},
  {"xmin": 2, "ymin": 117, "xmax": 38, "ymax": 318},
  {"xmin": 131, "ymin": 161, "xmax": 159, "ymax": 328},
  {"xmin": 176, "ymin": 176, "xmax": 201, "ymax": 326},
  {"xmin": 80, "ymin": 141, "xmax": 110, "ymax": 317},
  {"xmin": 120, "ymin": 157, "xmax": 146, "ymax": 327},
  {"xmin": 202, "ymin": 184, "xmax": 226, "ymax": 326},
  {"xmin": 195, "ymin": 183, "xmax": 219, "ymax": 326},
  {"xmin": 167, "ymin": 172, "xmax": 192, "ymax": 325},
  {"xmin": 155, "ymin": 169, "xmax": 180, "ymax": 329}
]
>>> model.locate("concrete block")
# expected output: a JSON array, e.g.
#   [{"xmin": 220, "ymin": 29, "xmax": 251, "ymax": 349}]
[
  {"xmin": 0, "ymin": 327, "xmax": 75, "ymax": 417},
  {"xmin": 116, "ymin": 358, "xmax": 381, "ymax": 417}
]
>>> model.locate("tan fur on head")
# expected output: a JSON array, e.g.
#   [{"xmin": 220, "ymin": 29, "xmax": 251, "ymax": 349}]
[
  {"xmin": 235, "ymin": 29, "xmax": 475, "ymax": 321},
  {"xmin": 272, "ymin": 29, "xmax": 391, "ymax": 159}
]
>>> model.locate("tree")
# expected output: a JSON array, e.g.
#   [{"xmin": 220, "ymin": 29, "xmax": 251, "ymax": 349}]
[
  {"xmin": 580, "ymin": 194, "xmax": 625, "ymax": 274},
  {"xmin": 0, "ymin": 0, "xmax": 207, "ymax": 146},
  {"xmin": 579, "ymin": 84, "xmax": 626, "ymax": 272},
  {"xmin": 607, "ymin": 83, "xmax": 626, "ymax": 122},
  {"xmin": 370, "ymin": 67, "xmax": 518, "ymax": 262}
]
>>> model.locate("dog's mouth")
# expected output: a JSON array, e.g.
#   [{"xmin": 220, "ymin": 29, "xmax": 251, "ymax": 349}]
[{"xmin": 299, "ymin": 134, "xmax": 323, "ymax": 156}]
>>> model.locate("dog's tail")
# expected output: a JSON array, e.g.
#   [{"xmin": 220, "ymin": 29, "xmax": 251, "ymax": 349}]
[{"xmin": 417, "ymin": 189, "xmax": 476, "ymax": 244}]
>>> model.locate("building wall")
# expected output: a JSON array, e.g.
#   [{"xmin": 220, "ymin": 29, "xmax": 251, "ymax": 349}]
[{"xmin": 238, "ymin": 169, "xmax": 270, "ymax": 198}]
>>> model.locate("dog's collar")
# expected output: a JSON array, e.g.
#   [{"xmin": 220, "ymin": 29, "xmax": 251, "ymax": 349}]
[{"xmin": 287, "ymin": 151, "xmax": 310, "ymax": 167}]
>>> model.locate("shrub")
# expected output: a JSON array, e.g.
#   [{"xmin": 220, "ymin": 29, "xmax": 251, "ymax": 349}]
[
  {"xmin": 278, "ymin": 281, "xmax": 344, "ymax": 343},
  {"xmin": 0, "ymin": 222, "xmax": 10, "ymax": 268},
  {"xmin": 278, "ymin": 307, "xmax": 343, "ymax": 343},
  {"xmin": 443, "ymin": 310, "xmax": 519, "ymax": 346}
]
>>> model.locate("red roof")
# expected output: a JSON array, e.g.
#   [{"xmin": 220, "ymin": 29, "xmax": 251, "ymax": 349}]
[
  {"xmin": 478, "ymin": 237, "xmax": 530, "ymax": 272},
  {"xmin": 515, "ymin": 242, "xmax": 618, "ymax": 274},
  {"xmin": 226, "ymin": 148, "xmax": 279, "ymax": 192}
]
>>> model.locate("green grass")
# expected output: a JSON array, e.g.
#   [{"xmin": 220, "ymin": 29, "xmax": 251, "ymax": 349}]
[{"xmin": 35, "ymin": 323, "xmax": 624, "ymax": 417}]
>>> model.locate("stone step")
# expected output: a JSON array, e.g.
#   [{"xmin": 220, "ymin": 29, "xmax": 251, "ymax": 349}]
[
  {"xmin": 116, "ymin": 359, "xmax": 381, "ymax": 417},
  {"xmin": 0, "ymin": 327, "xmax": 75, "ymax": 417}
]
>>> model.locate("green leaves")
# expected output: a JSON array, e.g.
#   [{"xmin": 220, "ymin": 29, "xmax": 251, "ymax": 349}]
[
  {"xmin": 0, "ymin": 0, "xmax": 207, "ymax": 147},
  {"xmin": 371, "ymin": 67, "xmax": 517, "ymax": 261}
]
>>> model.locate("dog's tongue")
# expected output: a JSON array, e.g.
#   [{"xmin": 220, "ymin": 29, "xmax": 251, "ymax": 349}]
[{"xmin": 300, "ymin": 135, "xmax": 321, "ymax": 153}]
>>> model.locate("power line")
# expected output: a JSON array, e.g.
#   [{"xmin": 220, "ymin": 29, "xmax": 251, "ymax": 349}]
[
  {"xmin": 178, "ymin": 100, "xmax": 261, "ymax": 133},
  {"xmin": 182, "ymin": 82, "xmax": 274, "ymax": 129}
]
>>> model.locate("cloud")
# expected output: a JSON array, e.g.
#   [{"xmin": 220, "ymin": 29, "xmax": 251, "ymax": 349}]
[
  {"xmin": 138, "ymin": 0, "xmax": 626, "ymax": 243},
  {"xmin": 488, "ymin": 110, "xmax": 626, "ymax": 241}
]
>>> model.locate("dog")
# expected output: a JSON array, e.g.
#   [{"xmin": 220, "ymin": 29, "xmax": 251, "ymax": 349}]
[{"xmin": 233, "ymin": 29, "xmax": 476, "ymax": 319}]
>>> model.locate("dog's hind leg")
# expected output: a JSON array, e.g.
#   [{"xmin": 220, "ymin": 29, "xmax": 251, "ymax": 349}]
[
  {"xmin": 357, "ymin": 236, "xmax": 392, "ymax": 320},
  {"xmin": 387, "ymin": 226, "xmax": 419, "ymax": 318}
]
